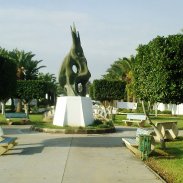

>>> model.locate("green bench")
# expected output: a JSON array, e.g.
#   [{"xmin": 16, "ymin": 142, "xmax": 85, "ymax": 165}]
[{"xmin": 5, "ymin": 112, "xmax": 29, "ymax": 124}]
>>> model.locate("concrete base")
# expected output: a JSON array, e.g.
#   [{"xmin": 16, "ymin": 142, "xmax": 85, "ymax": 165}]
[{"xmin": 53, "ymin": 96, "xmax": 94, "ymax": 127}]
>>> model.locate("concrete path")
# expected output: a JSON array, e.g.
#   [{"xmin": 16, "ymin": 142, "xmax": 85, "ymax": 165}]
[{"xmin": 0, "ymin": 126, "xmax": 164, "ymax": 183}]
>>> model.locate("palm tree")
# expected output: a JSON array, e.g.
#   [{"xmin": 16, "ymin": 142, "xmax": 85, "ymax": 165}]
[
  {"xmin": 102, "ymin": 55, "xmax": 135, "ymax": 102},
  {"xmin": 103, "ymin": 59, "xmax": 125, "ymax": 81},
  {"xmin": 122, "ymin": 56, "xmax": 135, "ymax": 102},
  {"xmin": 38, "ymin": 72, "xmax": 56, "ymax": 83},
  {"xmin": 9, "ymin": 49, "xmax": 46, "ymax": 80}
]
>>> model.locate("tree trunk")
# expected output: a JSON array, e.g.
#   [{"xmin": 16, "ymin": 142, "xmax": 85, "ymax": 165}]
[
  {"xmin": 1, "ymin": 102, "xmax": 5, "ymax": 115},
  {"xmin": 141, "ymin": 100, "xmax": 166, "ymax": 149},
  {"xmin": 154, "ymin": 103, "xmax": 158, "ymax": 117},
  {"xmin": 24, "ymin": 102, "xmax": 29, "ymax": 119},
  {"xmin": 11, "ymin": 98, "xmax": 15, "ymax": 111},
  {"xmin": 127, "ymin": 88, "xmax": 130, "ymax": 102},
  {"xmin": 132, "ymin": 96, "xmax": 136, "ymax": 103},
  {"xmin": 16, "ymin": 99, "xmax": 22, "ymax": 112}
]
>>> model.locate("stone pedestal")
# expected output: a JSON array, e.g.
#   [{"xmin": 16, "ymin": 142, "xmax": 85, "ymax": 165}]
[{"xmin": 53, "ymin": 96, "xmax": 94, "ymax": 127}]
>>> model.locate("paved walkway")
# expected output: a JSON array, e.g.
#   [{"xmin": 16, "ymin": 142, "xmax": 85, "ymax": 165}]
[{"xmin": 0, "ymin": 126, "xmax": 164, "ymax": 183}]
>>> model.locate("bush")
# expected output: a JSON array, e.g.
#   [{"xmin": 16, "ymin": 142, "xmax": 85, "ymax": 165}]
[
  {"xmin": 90, "ymin": 79, "xmax": 125, "ymax": 101},
  {"xmin": 93, "ymin": 119, "xmax": 103, "ymax": 126},
  {"xmin": 159, "ymin": 110, "xmax": 172, "ymax": 114},
  {"xmin": 89, "ymin": 119, "xmax": 114, "ymax": 128}
]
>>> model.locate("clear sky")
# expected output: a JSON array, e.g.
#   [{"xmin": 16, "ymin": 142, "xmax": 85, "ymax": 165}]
[{"xmin": 0, "ymin": 0, "xmax": 183, "ymax": 81}]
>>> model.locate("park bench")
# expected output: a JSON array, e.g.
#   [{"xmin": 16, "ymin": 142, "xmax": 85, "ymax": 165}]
[
  {"xmin": 0, "ymin": 127, "xmax": 17, "ymax": 155},
  {"xmin": 5, "ymin": 112, "xmax": 29, "ymax": 124},
  {"xmin": 122, "ymin": 128, "xmax": 154, "ymax": 159},
  {"xmin": 150, "ymin": 121, "xmax": 178, "ymax": 142},
  {"xmin": 123, "ymin": 114, "xmax": 147, "ymax": 127}
]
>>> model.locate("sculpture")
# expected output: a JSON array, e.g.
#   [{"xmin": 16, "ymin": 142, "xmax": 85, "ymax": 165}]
[{"xmin": 59, "ymin": 24, "xmax": 91, "ymax": 96}]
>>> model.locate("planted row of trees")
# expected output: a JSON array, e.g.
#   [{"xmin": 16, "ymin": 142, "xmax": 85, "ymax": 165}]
[
  {"xmin": 134, "ymin": 34, "xmax": 183, "ymax": 148},
  {"xmin": 101, "ymin": 34, "xmax": 183, "ymax": 107},
  {"xmin": 96, "ymin": 33, "xmax": 183, "ymax": 148},
  {"xmin": 0, "ymin": 47, "xmax": 57, "ymax": 116}
]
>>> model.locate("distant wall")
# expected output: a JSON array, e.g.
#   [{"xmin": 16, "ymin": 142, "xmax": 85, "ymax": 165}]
[{"xmin": 157, "ymin": 103, "xmax": 183, "ymax": 115}]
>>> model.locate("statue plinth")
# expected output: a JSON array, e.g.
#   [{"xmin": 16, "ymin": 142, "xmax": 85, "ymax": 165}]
[{"xmin": 53, "ymin": 96, "xmax": 94, "ymax": 127}]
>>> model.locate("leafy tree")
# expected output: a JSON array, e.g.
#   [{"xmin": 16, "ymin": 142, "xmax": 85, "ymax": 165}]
[
  {"xmin": 38, "ymin": 72, "xmax": 57, "ymax": 105},
  {"xmin": 90, "ymin": 79, "xmax": 125, "ymax": 120},
  {"xmin": 8, "ymin": 49, "xmax": 46, "ymax": 112},
  {"xmin": 91, "ymin": 80, "xmax": 125, "ymax": 102},
  {"xmin": 38, "ymin": 72, "xmax": 56, "ymax": 83},
  {"xmin": 16, "ymin": 80, "xmax": 48, "ymax": 116},
  {"xmin": 134, "ymin": 34, "xmax": 183, "ymax": 148},
  {"xmin": 0, "ymin": 54, "xmax": 17, "ymax": 114}
]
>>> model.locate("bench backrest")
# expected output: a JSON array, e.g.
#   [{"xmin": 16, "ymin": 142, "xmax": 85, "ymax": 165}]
[
  {"xmin": 5, "ymin": 113, "xmax": 27, "ymax": 118},
  {"xmin": 127, "ymin": 114, "xmax": 146, "ymax": 121}
]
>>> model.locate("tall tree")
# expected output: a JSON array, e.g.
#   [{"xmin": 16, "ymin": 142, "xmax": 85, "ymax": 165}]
[
  {"xmin": 16, "ymin": 80, "xmax": 48, "ymax": 116},
  {"xmin": 134, "ymin": 34, "xmax": 183, "ymax": 148},
  {"xmin": 90, "ymin": 79, "xmax": 125, "ymax": 120},
  {"xmin": 0, "ymin": 52, "xmax": 17, "ymax": 114},
  {"xmin": 8, "ymin": 49, "xmax": 46, "ymax": 112}
]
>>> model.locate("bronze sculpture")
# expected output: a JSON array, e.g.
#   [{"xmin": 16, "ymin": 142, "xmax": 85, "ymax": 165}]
[{"xmin": 59, "ymin": 24, "xmax": 91, "ymax": 96}]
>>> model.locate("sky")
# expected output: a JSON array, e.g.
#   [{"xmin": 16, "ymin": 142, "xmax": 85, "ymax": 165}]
[{"xmin": 0, "ymin": 0, "xmax": 183, "ymax": 81}]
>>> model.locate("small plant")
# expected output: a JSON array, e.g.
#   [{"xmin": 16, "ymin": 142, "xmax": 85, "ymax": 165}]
[
  {"xmin": 92, "ymin": 119, "xmax": 103, "ymax": 126},
  {"xmin": 159, "ymin": 110, "xmax": 172, "ymax": 115},
  {"xmin": 30, "ymin": 106, "xmax": 39, "ymax": 113}
]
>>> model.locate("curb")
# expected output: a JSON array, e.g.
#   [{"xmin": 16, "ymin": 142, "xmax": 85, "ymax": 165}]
[
  {"xmin": 30, "ymin": 126, "xmax": 116, "ymax": 134},
  {"xmin": 30, "ymin": 126, "xmax": 66, "ymax": 133},
  {"xmin": 145, "ymin": 164, "xmax": 167, "ymax": 183}
]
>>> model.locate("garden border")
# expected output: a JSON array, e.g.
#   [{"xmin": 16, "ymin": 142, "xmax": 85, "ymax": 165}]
[{"xmin": 30, "ymin": 126, "xmax": 116, "ymax": 134}]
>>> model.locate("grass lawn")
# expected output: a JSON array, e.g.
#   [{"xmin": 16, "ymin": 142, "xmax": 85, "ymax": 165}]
[
  {"xmin": 114, "ymin": 114, "xmax": 183, "ymax": 129},
  {"xmin": 146, "ymin": 137, "xmax": 183, "ymax": 183},
  {"xmin": 0, "ymin": 113, "xmax": 65, "ymax": 129},
  {"xmin": 0, "ymin": 113, "xmax": 114, "ymax": 130}
]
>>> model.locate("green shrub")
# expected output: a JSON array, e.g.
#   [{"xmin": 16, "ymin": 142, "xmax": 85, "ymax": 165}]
[
  {"xmin": 159, "ymin": 110, "xmax": 172, "ymax": 114},
  {"xmin": 92, "ymin": 119, "xmax": 103, "ymax": 126},
  {"xmin": 91, "ymin": 79, "xmax": 125, "ymax": 101}
]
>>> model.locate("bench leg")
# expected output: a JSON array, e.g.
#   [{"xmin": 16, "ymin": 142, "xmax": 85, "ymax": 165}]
[
  {"xmin": 0, "ymin": 146, "xmax": 8, "ymax": 155},
  {"xmin": 138, "ymin": 121, "xmax": 145, "ymax": 127},
  {"xmin": 126, "ymin": 122, "xmax": 132, "ymax": 126},
  {"xmin": 165, "ymin": 130, "xmax": 177, "ymax": 139},
  {"xmin": 0, "ymin": 141, "xmax": 17, "ymax": 155}
]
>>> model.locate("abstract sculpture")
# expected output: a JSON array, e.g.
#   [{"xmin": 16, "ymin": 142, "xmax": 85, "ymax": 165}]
[{"xmin": 59, "ymin": 24, "xmax": 91, "ymax": 96}]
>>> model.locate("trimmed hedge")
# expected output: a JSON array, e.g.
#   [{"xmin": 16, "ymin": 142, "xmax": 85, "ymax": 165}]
[
  {"xmin": 16, "ymin": 80, "xmax": 50, "ymax": 102},
  {"xmin": 90, "ymin": 79, "xmax": 125, "ymax": 101}
]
